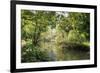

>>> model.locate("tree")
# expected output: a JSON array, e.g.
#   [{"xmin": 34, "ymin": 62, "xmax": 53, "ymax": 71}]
[{"xmin": 68, "ymin": 12, "xmax": 90, "ymax": 40}]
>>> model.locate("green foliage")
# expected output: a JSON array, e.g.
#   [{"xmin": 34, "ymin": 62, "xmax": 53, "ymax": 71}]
[
  {"xmin": 68, "ymin": 30, "xmax": 86, "ymax": 43},
  {"xmin": 21, "ymin": 43, "xmax": 52, "ymax": 62},
  {"xmin": 68, "ymin": 13, "xmax": 90, "ymax": 40},
  {"xmin": 21, "ymin": 10, "xmax": 90, "ymax": 62}
]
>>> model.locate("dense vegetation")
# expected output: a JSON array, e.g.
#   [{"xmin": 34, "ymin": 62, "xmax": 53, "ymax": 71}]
[{"xmin": 21, "ymin": 10, "xmax": 90, "ymax": 63}]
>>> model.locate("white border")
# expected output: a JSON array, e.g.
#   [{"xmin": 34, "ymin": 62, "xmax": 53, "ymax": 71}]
[{"xmin": 16, "ymin": 4, "xmax": 94, "ymax": 69}]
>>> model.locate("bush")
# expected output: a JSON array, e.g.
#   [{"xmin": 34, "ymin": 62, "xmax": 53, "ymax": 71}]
[
  {"xmin": 21, "ymin": 43, "xmax": 52, "ymax": 62},
  {"xmin": 68, "ymin": 30, "xmax": 86, "ymax": 43}
]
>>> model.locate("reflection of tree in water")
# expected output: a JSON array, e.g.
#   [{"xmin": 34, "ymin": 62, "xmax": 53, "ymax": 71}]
[{"xmin": 40, "ymin": 25, "xmax": 90, "ymax": 61}]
